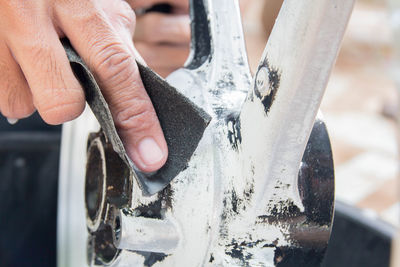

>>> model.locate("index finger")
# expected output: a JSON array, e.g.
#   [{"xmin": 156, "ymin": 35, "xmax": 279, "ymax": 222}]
[{"xmin": 54, "ymin": 0, "xmax": 168, "ymax": 172}]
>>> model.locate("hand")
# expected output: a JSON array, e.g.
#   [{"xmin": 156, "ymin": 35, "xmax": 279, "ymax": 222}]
[
  {"xmin": 0, "ymin": 0, "xmax": 168, "ymax": 172},
  {"xmin": 127, "ymin": 0, "xmax": 190, "ymax": 78}
]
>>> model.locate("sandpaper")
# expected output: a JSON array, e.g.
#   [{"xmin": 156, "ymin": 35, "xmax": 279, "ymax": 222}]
[{"xmin": 62, "ymin": 39, "xmax": 211, "ymax": 195}]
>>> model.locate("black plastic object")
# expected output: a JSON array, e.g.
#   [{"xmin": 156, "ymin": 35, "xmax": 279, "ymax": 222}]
[
  {"xmin": 322, "ymin": 201, "xmax": 395, "ymax": 267},
  {"xmin": 0, "ymin": 113, "xmax": 61, "ymax": 267},
  {"xmin": 63, "ymin": 39, "xmax": 211, "ymax": 196}
]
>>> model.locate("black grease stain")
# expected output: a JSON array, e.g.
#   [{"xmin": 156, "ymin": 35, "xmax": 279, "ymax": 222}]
[
  {"xmin": 209, "ymin": 254, "xmax": 215, "ymax": 263},
  {"xmin": 225, "ymin": 239, "xmax": 252, "ymax": 267},
  {"xmin": 254, "ymin": 58, "xmax": 281, "ymax": 114},
  {"xmin": 135, "ymin": 251, "xmax": 168, "ymax": 267},
  {"xmin": 226, "ymin": 112, "xmax": 242, "ymax": 151},
  {"xmin": 273, "ymin": 246, "xmax": 326, "ymax": 267},
  {"xmin": 134, "ymin": 185, "xmax": 173, "ymax": 219},
  {"xmin": 217, "ymin": 72, "xmax": 235, "ymax": 89},
  {"xmin": 231, "ymin": 190, "xmax": 240, "ymax": 214},
  {"xmin": 256, "ymin": 200, "xmax": 302, "ymax": 225},
  {"xmin": 130, "ymin": 186, "xmax": 173, "ymax": 266},
  {"xmin": 225, "ymin": 239, "xmax": 271, "ymax": 266},
  {"xmin": 223, "ymin": 183, "xmax": 255, "ymax": 220},
  {"xmin": 213, "ymin": 107, "xmax": 225, "ymax": 117},
  {"xmin": 260, "ymin": 241, "xmax": 327, "ymax": 267},
  {"xmin": 247, "ymin": 89, "xmax": 255, "ymax": 102},
  {"xmin": 244, "ymin": 181, "xmax": 255, "ymax": 202},
  {"xmin": 219, "ymin": 121, "xmax": 332, "ymax": 266},
  {"xmin": 219, "ymin": 183, "xmax": 255, "ymax": 242},
  {"xmin": 219, "ymin": 196, "xmax": 230, "ymax": 239}
]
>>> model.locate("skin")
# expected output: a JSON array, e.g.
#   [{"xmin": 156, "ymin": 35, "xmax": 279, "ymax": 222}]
[
  {"xmin": 128, "ymin": 0, "xmax": 190, "ymax": 78},
  {"xmin": 0, "ymin": 0, "xmax": 251, "ymax": 172},
  {"xmin": 0, "ymin": 0, "xmax": 167, "ymax": 173}
]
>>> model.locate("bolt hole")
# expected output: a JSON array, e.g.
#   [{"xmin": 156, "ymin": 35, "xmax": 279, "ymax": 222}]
[
  {"xmin": 114, "ymin": 215, "xmax": 121, "ymax": 242},
  {"xmin": 85, "ymin": 139, "xmax": 105, "ymax": 225},
  {"xmin": 92, "ymin": 225, "xmax": 119, "ymax": 265}
]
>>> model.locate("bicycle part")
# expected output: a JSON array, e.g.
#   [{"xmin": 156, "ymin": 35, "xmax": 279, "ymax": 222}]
[
  {"xmin": 58, "ymin": 0, "xmax": 355, "ymax": 266},
  {"xmin": 63, "ymin": 39, "xmax": 211, "ymax": 196}
]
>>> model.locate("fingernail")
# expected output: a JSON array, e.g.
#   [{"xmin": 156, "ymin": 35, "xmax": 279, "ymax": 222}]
[
  {"xmin": 7, "ymin": 118, "xmax": 18, "ymax": 125},
  {"xmin": 137, "ymin": 137, "xmax": 165, "ymax": 167}
]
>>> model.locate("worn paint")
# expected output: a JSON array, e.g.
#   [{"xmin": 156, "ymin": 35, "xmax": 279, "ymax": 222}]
[
  {"xmin": 57, "ymin": 0, "xmax": 355, "ymax": 266},
  {"xmin": 254, "ymin": 59, "xmax": 281, "ymax": 115}
]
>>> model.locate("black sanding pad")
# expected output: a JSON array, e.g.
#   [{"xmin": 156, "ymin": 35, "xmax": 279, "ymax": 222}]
[{"xmin": 62, "ymin": 39, "xmax": 211, "ymax": 195}]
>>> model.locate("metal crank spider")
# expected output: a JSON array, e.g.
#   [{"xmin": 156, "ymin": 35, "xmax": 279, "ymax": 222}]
[{"xmin": 57, "ymin": 0, "xmax": 355, "ymax": 266}]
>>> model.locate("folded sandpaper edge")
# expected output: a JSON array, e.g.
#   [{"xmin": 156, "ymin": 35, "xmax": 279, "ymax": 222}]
[{"xmin": 62, "ymin": 38, "xmax": 212, "ymax": 195}]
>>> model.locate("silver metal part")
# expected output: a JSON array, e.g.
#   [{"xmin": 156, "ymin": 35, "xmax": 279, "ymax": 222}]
[
  {"xmin": 58, "ymin": 0, "xmax": 355, "ymax": 266},
  {"xmin": 115, "ymin": 210, "xmax": 179, "ymax": 254},
  {"xmin": 255, "ymin": 67, "xmax": 271, "ymax": 97}
]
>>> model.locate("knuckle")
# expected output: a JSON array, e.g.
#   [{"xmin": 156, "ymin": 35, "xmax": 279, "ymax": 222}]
[
  {"xmin": 26, "ymin": 42, "xmax": 52, "ymax": 65},
  {"xmin": 55, "ymin": 0, "xmax": 98, "ymax": 21},
  {"xmin": 117, "ymin": 1, "xmax": 136, "ymax": 27},
  {"xmin": 18, "ymin": 41, "xmax": 70, "ymax": 88},
  {"xmin": 93, "ymin": 42, "xmax": 135, "ymax": 82},
  {"xmin": 25, "ymin": 43, "xmax": 64, "ymax": 82},
  {"xmin": 114, "ymin": 99, "xmax": 158, "ymax": 134}
]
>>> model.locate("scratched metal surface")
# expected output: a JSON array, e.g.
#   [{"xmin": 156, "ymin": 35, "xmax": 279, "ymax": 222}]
[{"xmin": 57, "ymin": 0, "xmax": 355, "ymax": 266}]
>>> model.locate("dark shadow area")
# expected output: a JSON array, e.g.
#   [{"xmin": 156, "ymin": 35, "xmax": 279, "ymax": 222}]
[
  {"xmin": 322, "ymin": 201, "xmax": 395, "ymax": 267},
  {"xmin": 0, "ymin": 113, "xmax": 61, "ymax": 267}
]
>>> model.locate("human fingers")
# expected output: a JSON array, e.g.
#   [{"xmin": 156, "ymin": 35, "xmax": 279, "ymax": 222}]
[
  {"xmin": 134, "ymin": 13, "xmax": 190, "ymax": 45},
  {"xmin": 100, "ymin": 0, "xmax": 146, "ymax": 65},
  {"xmin": 135, "ymin": 42, "xmax": 189, "ymax": 77},
  {"xmin": 54, "ymin": 0, "xmax": 168, "ymax": 172},
  {"xmin": 2, "ymin": 4, "xmax": 85, "ymax": 125},
  {"xmin": 0, "ymin": 41, "xmax": 35, "ymax": 119}
]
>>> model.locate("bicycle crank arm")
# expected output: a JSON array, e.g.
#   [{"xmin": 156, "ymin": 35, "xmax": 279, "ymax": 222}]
[{"xmin": 58, "ymin": 0, "xmax": 355, "ymax": 266}]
